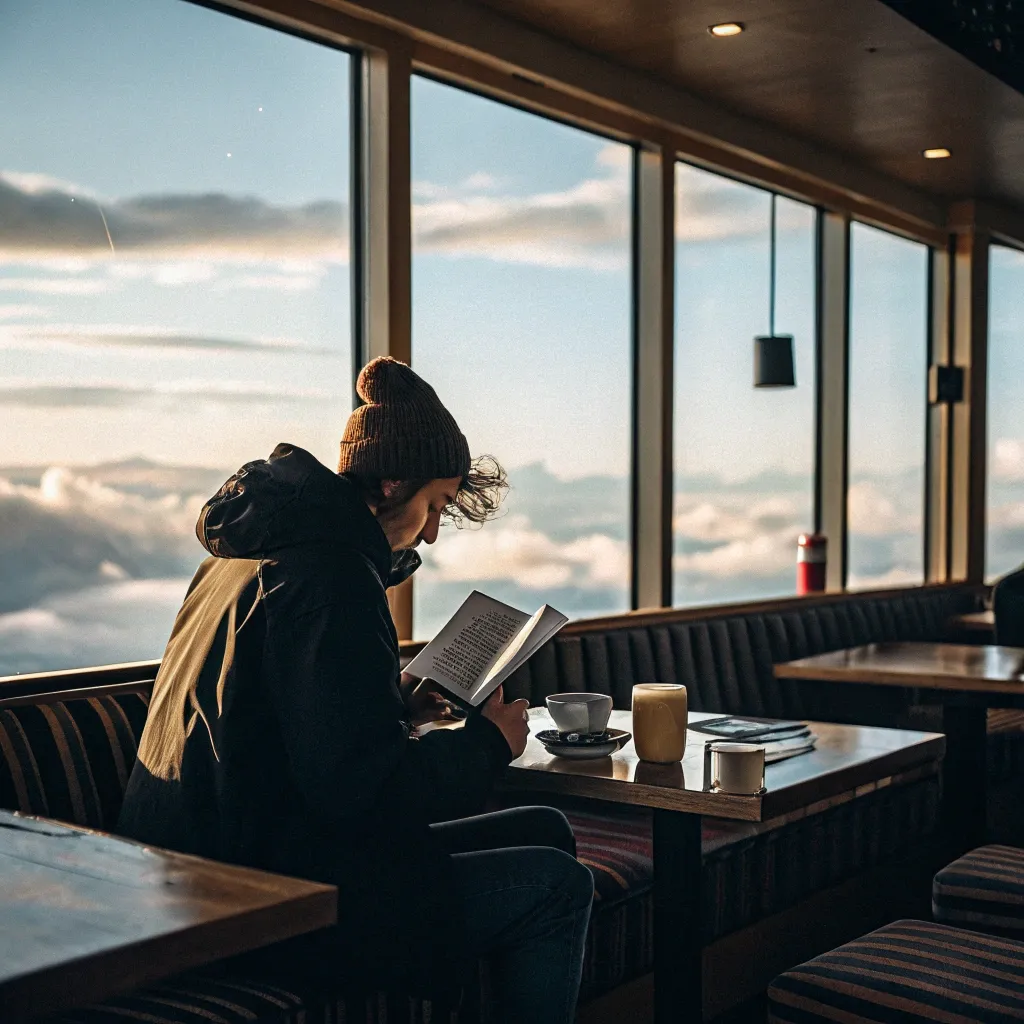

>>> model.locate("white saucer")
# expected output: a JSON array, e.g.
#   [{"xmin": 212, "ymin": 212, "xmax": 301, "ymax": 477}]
[{"xmin": 537, "ymin": 728, "xmax": 631, "ymax": 759}]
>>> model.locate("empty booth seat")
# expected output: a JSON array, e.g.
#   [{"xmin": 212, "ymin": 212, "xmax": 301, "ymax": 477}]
[
  {"xmin": 0, "ymin": 693, "xmax": 150, "ymax": 832},
  {"xmin": 933, "ymin": 845, "xmax": 1024, "ymax": 936},
  {"xmin": 504, "ymin": 586, "xmax": 982, "ymax": 723},
  {"xmin": 537, "ymin": 768, "xmax": 941, "ymax": 1000},
  {"xmin": 48, "ymin": 979, "xmax": 462, "ymax": 1024},
  {"xmin": 768, "ymin": 919, "xmax": 1024, "ymax": 1023}
]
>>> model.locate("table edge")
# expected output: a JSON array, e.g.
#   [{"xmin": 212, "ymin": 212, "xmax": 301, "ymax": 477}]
[{"xmin": 0, "ymin": 887, "xmax": 337, "ymax": 1019}]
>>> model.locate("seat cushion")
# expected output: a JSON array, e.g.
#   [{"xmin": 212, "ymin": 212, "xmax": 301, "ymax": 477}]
[
  {"xmin": 0, "ymin": 693, "xmax": 150, "ymax": 831},
  {"xmin": 769, "ymin": 919, "xmax": 1024, "ymax": 1022},
  {"xmin": 988, "ymin": 711, "xmax": 1024, "ymax": 786},
  {"xmin": 566, "ymin": 804, "xmax": 655, "ymax": 997},
  {"xmin": 44, "ymin": 972, "xmax": 463, "ymax": 1024},
  {"xmin": 933, "ymin": 845, "xmax": 1024, "ymax": 935},
  {"xmin": 553, "ymin": 770, "xmax": 941, "ymax": 999}
]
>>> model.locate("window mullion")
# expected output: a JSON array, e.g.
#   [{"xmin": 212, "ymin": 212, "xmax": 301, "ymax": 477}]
[
  {"xmin": 361, "ymin": 40, "xmax": 414, "ymax": 638},
  {"xmin": 815, "ymin": 211, "xmax": 851, "ymax": 591},
  {"xmin": 949, "ymin": 209, "xmax": 991, "ymax": 583},
  {"xmin": 631, "ymin": 145, "xmax": 675, "ymax": 610}
]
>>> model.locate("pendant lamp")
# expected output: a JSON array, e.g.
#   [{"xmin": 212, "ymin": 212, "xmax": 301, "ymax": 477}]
[{"xmin": 754, "ymin": 193, "xmax": 796, "ymax": 388}]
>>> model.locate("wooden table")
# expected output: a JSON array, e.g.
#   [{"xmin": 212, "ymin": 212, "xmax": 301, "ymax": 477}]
[
  {"xmin": 945, "ymin": 609, "xmax": 995, "ymax": 643},
  {"xmin": 507, "ymin": 708, "xmax": 945, "ymax": 1024},
  {"xmin": 775, "ymin": 641, "xmax": 1024, "ymax": 850},
  {"xmin": 0, "ymin": 811, "xmax": 337, "ymax": 1021}
]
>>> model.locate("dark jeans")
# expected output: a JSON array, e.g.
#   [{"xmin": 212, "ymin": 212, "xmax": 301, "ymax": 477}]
[{"xmin": 430, "ymin": 806, "xmax": 594, "ymax": 1024}]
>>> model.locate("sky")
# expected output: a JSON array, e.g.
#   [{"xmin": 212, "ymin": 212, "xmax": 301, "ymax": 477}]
[
  {"xmin": 987, "ymin": 245, "xmax": 1024, "ymax": 581},
  {"xmin": 1, "ymin": 0, "xmax": 1018, "ymax": 671}
]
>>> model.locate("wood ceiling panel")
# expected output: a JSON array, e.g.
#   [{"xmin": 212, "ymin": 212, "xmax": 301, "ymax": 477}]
[{"xmin": 471, "ymin": 0, "xmax": 1024, "ymax": 209}]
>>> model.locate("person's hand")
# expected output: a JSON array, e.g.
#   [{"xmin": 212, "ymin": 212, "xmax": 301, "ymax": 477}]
[
  {"xmin": 400, "ymin": 672, "xmax": 460, "ymax": 727},
  {"xmin": 480, "ymin": 685, "xmax": 530, "ymax": 758}
]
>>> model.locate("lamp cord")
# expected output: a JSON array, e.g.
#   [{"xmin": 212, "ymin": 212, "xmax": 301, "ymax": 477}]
[{"xmin": 769, "ymin": 192, "xmax": 777, "ymax": 337}]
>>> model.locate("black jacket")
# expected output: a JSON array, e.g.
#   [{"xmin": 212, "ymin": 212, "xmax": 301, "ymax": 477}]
[
  {"xmin": 994, "ymin": 562, "xmax": 1024, "ymax": 648},
  {"xmin": 116, "ymin": 443, "xmax": 512, "ymax": 991}
]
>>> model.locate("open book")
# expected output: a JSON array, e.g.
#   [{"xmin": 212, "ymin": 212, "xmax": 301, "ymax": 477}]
[{"xmin": 404, "ymin": 590, "xmax": 568, "ymax": 708}]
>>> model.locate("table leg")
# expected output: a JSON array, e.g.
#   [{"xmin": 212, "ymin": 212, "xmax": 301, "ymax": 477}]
[
  {"xmin": 942, "ymin": 705, "xmax": 988, "ymax": 852},
  {"xmin": 653, "ymin": 809, "xmax": 703, "ymax": 1023}
]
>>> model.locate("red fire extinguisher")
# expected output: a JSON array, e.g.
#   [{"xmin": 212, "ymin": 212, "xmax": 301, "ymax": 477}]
[{"xmin": 797, "ymin": 533, "xmax": 827, "ymax": 594}]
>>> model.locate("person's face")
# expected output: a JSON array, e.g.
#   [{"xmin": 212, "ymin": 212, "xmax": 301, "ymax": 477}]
[{"xmin": 377, "ymin": 476, "xmax": 462, "ymax": 551}]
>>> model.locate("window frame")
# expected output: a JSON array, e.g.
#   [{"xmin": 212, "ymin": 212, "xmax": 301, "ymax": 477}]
[{"xmin": 7, "ymin": 0, "xmax": 983, "ymax": 665}]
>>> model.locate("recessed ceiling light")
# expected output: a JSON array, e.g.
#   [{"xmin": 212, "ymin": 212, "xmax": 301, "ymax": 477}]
[
  {"xmin": 709, "ymin": 22, "xmax": 745, "ymax": 37},
  {"xmin": 923, "ymin": 147, "xmax": 952, "ymax": 159}
]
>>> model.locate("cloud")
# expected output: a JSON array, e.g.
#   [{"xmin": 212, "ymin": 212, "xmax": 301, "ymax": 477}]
[
  {"xmin": 413, "ymin": 172, "xmax": 630, "ymax": 270},
  {"xmin": 0, "ymin": 465, "xmax": 207, "ymax": 619},
  {"xmin": 847, "ymin": 480, "xmax": 921, "ymax": 536},
  {"xmin": 674, "ymin": 531, "xmax": 795, "ymax": 579},
  {"xmin": 0, "ymin": 277, "xmax": 111, "ymax": 294},
  {"xmin": 992, "ymin": 438, "xmax": 1024, "ymax": 481},
  {"xmin": 0, "ymin": 304, "xmax": 48, "ymax": 320},
  {"xmin": 463, "ymin": 172, "xmax": 502, "ymax": 191},
  {"xmin": 3, "ymin": 323, "xmax": 328, "ymax": 354},
  {"xmin": 846, "ymin": 566, "xmax": 923, "ymax": 590},
  {"xmin": 0, "ymin": 578, "xmax": 190, "ymax": 676},
  {"xmin": 420, "ymin": 514, "xmax": 629, "ymax": 590},
  {"xmin": 0, "ymin": 381, "xmax": 337, "ymax": 408},
  {"xmin": 988, "ymin": 499, "xmax": 1024, "ymax": 531},
  {"xmin": 674, "ymin": 492, "xmax": 805, "ymax": 543},
  {"xmin": 0, "ymin": 171, "xmax": 348, "ymax": 262},
  {"xmin": 3, "ymin": 147, "xmax": 808, "ymax": 278},
  {"xmin": 676, "ymin": 164, "xmax": 810, "ymax": 243},
  {"xmin": 0, "ymin": 386, "xmax": 141, "ymax": 408},
  {"xmin": 412, "ymin": 173, "xmax": 506, "ymax": 202},
  {"xmin": 214, "ymin": 273, "xmax": 322, "ymax": 292}
]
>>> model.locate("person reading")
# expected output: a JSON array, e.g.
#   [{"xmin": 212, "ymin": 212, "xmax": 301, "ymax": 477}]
[{"xmin": 116, "ymin": 357, "xmax": 593, "ymax": 1024}]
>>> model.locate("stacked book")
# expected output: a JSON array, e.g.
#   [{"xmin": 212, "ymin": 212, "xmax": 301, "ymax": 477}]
[{"xmin": 693, "ymin": 717, "xmax": 817, "ymax": 763}]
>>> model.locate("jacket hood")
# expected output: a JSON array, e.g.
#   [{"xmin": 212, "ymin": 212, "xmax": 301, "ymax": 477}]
[{"xmin": 196, "ymin": 443, "xmax": 421, "ymax": 587}]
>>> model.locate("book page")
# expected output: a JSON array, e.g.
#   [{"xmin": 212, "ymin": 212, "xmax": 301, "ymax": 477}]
[
  {"xmin": 469, "ymin": 604, "xmax": 569, "ymax": 704},
  {"xmin": 403, "ymin": 591, "xmax": 530, "ymax": 700},
  {"xmin": 763, "ymin": 733, "xmax": 818, "ymax": 764}
]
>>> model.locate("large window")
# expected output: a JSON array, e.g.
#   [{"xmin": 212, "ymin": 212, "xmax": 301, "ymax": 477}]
[
  {"xmin": 847, "ymin": 223, "xmax": 928, "ymax": 588},
  {"xmin": 987, "ymin": 244, "xmax": 1024, "ymax": 581},
  {"xmin": 410, "ymin": 77, "xmax": 633, "ymax": 638},
  {"xmin": 0, "ymin": 0, "xmax": 352, "ymax": 675},
  {"xmin": 673, "ymin": 164, "xmax": 817, "ymax": 606}
]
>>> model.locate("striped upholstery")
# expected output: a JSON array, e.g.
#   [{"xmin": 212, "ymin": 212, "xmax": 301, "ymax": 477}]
[
  {"xmin": 933, "ymin": 845, "xmax": 1024, "ymax": 935},
  {"xmin": 1, "ymin": 694, "xmax": 460, "ymax": 1024},
  {"xmin": 988, "ymin": 711, "xmax": 1024, "ymax": 786},
  {"xmin": 48, "ymin": 974, "xmax": 462, "ymax": 1024},
  {"xmin": 768, "ymin": 919, "xmax": 1024, "ymax": 1022},
  {"xmin": 49, "ymin": 975, "xmax": 311, "ymax": 1024},
  {"xmin": 502, "ymin": 587, "xmax": 980, "ymax": 716},
  {"xmin": 0, "ymin": 693, "xmax": 150, "ymax": 830},
  {"xmin": 560, "ymin": 769, "xmax": 941, "ymax": 999}
]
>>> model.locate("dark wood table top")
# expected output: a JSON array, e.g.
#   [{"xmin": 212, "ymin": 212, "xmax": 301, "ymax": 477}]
[
  {"xmin": 0, "ymin": 811, "xmax": 337, "ymax": 1021},
  {"xmin": 774, "ymin": 641, "xmax": 1024, "ymax": 695},
  {"xmin": 947, "ymin": 610, "xmax": 995, "ymax": 634},
  {"xmin": 506, "ymin": 709, "xmax": 944, "ymax": 822}
]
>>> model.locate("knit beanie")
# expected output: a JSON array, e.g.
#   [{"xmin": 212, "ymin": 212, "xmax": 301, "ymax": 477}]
[{"xmin": 338, "ymin": 357, "xmax": 471, "ymax": 481}]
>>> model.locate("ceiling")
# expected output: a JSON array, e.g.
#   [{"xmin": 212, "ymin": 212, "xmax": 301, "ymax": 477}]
[
  {"xmin": 882, "ymin": 0, "xmax": 1024, "ymax": 92},
  {"xmin": 469, "ymin": 0, "xmax": 1024, "ymax": 212}
]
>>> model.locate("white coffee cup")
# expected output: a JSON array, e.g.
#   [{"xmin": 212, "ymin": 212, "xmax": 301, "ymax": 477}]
[
  {"xmin": 711, "ymin": 743, "xmax": 766, "ymax": 795},
  {"xmin": 545, "ymin": 692, "xmax": 613, "ymax": 735}
]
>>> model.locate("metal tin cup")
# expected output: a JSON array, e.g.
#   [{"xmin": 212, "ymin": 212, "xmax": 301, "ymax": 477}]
[{"xmin": 710, "ymin": 742, "xmax": 766, "ymax": 795}]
